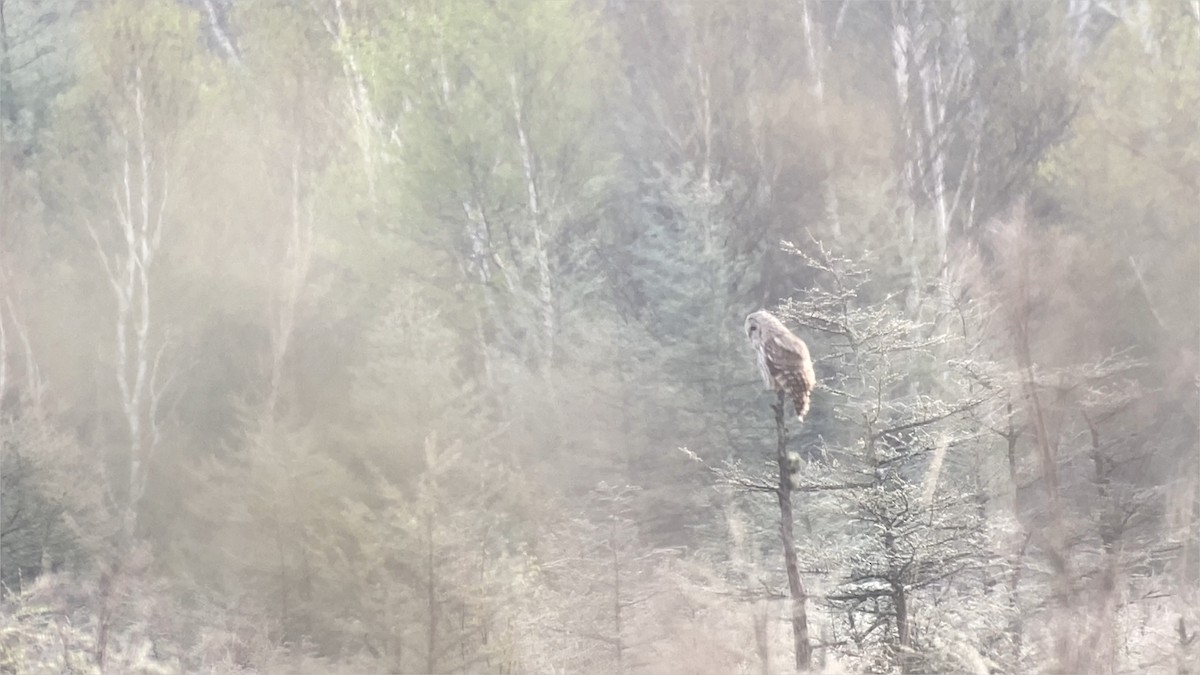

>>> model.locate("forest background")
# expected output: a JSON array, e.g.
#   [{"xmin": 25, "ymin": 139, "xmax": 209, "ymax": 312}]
[{"xmin": 1, "ymin": 0, "xmax": 1198, "ymax": 672}]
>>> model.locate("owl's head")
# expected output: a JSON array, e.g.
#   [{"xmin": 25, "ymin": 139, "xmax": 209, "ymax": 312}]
[{"xmin": 745, "ymin": 310, "xmax": 771, "ymax": 340}]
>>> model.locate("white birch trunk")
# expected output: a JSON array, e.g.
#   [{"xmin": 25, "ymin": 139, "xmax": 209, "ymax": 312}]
[
  {"xmin": 697, "ymin": 61, "xmax": 713, "ymax": 189},
  {"xmin": 801, "ymin": 0, "xmax": 842, "ymax": 238},
  {"xmin": 312, "ymin": 0, "xmax": 380, "ymax": 200},
  {"xmin": 202, "ymin": 0, "xmax": 240, "ymax": 65},
  {"xmin": 86, "ymin": 69, "xmax": 170, "ymax": 539},
  {"xmin": 918, "ymin": 57, "xmax": 950, "ymax": 272},
  {"xmin": 893, "ymin": 0, "xmax": 978, "ymax": 293},
  {"xmin": 510, "ymin": 73, "xmax": 556, "ymax": 372},
  {"xmin": 0, "ymin": 294, "xmax": 7, "ymax": 403},
  {"xmin": 891, "ymin": 1, "xmax": 922, "ymax": 310},
  {"xmin": 1067, "ymin": 0, "xmax": 1093, "ymax": 67},
  {"xmin": 3, "ymin": 296, "xmax": 43, "ymax": 411},
  {"xmin": 265, "ymin": 146, "xmax": 314, "ymax": 422}
]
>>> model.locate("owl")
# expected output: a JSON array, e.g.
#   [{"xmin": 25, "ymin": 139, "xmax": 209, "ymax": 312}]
[{"xmin": 745, "ymin": 310, "xmax": 817, "ymax": 422}]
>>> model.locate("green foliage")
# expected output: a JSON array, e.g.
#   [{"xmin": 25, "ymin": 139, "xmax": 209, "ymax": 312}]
[
  {"xmin": 363, "ymin": 0, "xmax": 620, "ymax": 363},
  {"xmin": 51, "ymin": 0, "xmax": 211, "ymax": 183}
]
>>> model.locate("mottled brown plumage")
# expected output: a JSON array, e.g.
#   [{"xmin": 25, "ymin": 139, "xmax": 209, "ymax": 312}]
[{"xmin": 745, "ymin": 310, "xmax": 816, "ymax": 422}]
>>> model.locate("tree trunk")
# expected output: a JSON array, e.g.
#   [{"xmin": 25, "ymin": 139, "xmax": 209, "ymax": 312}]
[
  {"xmin": 753, "ymin": 600, "xmax": 770, "ymax": 675},
  {"xmin": 611, "ymin": 516, "xmax": 625, "ymax": 673},
  {"xmin": 201, "ymin": 0, "xmax": 240, "ymax": 64},
  {"xmin": 774, "ymin": 392, "xmax": 812, "ymax": 671},
  {"xmin": 427, "ymin": 513, "xmax": 438, "ymax": 674},
  {"xmin": 86, "ymin": 72, "xmax": 170, "ymax": 541},
  {"xmin": 890, "ymin": 1, "xmax": 922, "ymax": 311},
  {"xmin": 0, "ymin": 294, "xmax": 7, "ymax": 403},
  {"xmin": 313, "ymin": 0, "xmax": 379, "ymax": 200},
  {"xmin": 0, "ymin": 0, "xmax": 13, "ymax": 127},
  {"xmin": 800, "ymin": 0, "xmax": 841, "ymax": 239},
  {"xmin": 893, "ymin": 583, "xmax": 912, "ymax": 672},
  {"xmin": 510, "ymin": 73, "xmax": 556, "ymax": 372}
]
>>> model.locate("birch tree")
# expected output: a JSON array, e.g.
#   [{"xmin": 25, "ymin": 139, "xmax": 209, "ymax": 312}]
[
  {"xmin": 76, "ymin": 0, "xmax": 204, "ymax": 539},
  {"xmin": 369, "ymin": 0, "xmax": 616, "ymax": 377},
  {"xmin": 891, "ymin": 0, "xmax": 1077, "ymax": 301},
  {"xmin": 305, "ymin": 0, "xmax": 381, "ymax": 200},
  {"xmin": 800, "ymin": 0, "xmax": 842, "ymax": 239},
  {"xmin": 890, "ymin": 0, "xmax": 980, "ymax": 293}
]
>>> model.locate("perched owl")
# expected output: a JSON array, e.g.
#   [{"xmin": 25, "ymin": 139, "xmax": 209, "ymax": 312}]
[{"xmin": 745, "ymin": 310, "xmax": 817, "ymax": 422}]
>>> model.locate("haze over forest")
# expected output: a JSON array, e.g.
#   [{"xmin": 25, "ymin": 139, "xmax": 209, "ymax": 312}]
[{"xmin": 1, "ymin": 0, "xmax": 1198, "ymax": 672}]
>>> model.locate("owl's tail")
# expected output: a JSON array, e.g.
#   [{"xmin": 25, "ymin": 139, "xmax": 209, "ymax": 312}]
[{"xmin": 777, "ymin": 372, "xmax": 812, "ymax": 424}]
